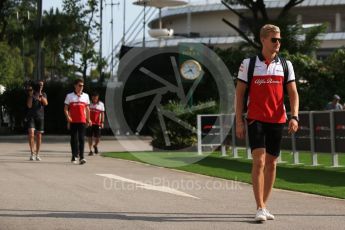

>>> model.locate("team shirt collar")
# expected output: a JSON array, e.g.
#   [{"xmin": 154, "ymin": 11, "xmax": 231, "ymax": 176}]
[
  {"xmin": 73, "ymin": 91, "xmax": 84, "ymax": 97},
  {"xmin": 258, "ymin": 53, "xmax": 279, "ymax": 63}
]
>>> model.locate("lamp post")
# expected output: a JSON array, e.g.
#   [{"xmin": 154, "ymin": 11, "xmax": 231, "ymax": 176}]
[
  {"xmin": 106, "ymin": 0, "xmax": 120, "ymax": 81},
  {"xmin": 122, "ymin": 0, "xmax": 126, "ymax": 45},
  {"xmin": 99, "ymin": 0, "xmax": 103, "ymax": 83},
  {"xmin": 35, "ymin": 0, "xmax": 43, "ymax": 81},
  {"xmin": 16, "ymin": 11, "xmax": 30, "ymax": 81},
  {"xmin": 143, "ymin": 1, "xmax": 147, "ymax": 47}
]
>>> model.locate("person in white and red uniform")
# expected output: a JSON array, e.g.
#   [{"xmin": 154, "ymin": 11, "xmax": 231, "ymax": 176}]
[
  {"xmin": 235, "ymin": 24, "xmax": 299, "ymax": 222},
  {"xmin": 86, "ymin": 91, "xmax": 105, "ymax": 156},
  {"xmin": 64, "ymin": 79, "xmax": 91, "ymax": 165}
]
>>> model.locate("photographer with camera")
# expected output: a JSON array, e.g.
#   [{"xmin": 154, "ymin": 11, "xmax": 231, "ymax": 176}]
[{"xmin": 26, "ymin": 80, "xmax": 48, "ymax": 161}]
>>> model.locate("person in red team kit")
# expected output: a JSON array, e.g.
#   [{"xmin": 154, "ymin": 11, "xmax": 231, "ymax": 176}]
[
  {"xmin": 86, "ymin": 91, "xmax": 105, "ymax": 156},
  {"xmin": 235, "ymin": 24, "xmax": 299, "ymax": 222},
  {"xmin": 64, "ymin": 79, "xmax": 91, "ymax": 165}
]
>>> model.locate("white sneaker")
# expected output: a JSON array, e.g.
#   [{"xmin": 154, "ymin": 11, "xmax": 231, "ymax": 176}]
[
  {"xmin": 30, "ymin": 155, "xmax": 35, "ymax": 161},
  {"xmin": 80, "ymin": 159, "xmax": 86, "ymax": 165},
  {"xmin": 71, "ymin": 158, "xmax": 77, "ymax": 164},
  {"xmin": 263, "ymin": 208, "xmax": 275, "ymax": 220},
  {"xmin": 36, "ymin": 155, "xmax": 41, "ymax": 161},
  {"xmin": 255, "ymin": 208, "xmax": 267, "ymax": 222}
]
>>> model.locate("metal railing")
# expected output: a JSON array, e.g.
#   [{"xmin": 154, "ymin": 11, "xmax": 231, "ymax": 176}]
[{"xmin": 197, "ymin": 110, "xmax": 345, "ymax": 167}]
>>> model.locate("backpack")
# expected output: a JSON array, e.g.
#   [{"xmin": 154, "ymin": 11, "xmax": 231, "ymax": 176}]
[{"xmin": 243, "ymin": 55, "xmax": 289, "ymax": 112}]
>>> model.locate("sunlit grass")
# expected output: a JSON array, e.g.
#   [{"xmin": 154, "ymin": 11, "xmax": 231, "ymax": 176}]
[{"xmin": 103, "ymin": 150, "xmax": 345, "ymax": 199}]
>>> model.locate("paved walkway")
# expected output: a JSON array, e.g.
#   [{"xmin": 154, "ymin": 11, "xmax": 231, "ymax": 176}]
[{"xmin": 0, "ymin": 136, "xmax": 345, "ymax": 230}]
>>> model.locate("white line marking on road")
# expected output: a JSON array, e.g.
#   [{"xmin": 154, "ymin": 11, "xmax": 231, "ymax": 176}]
[{"xmin": 97, "ymin": 174, "xmax": 200, "ymax": 199}]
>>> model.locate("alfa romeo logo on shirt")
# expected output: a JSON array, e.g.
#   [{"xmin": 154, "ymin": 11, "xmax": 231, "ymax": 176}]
[
  {"xmin": 254, "ymin": 78, "xmax": 281, "ymax": 85},
  {"xmin": 106, "ymin": 43, "xmax": 234, "ymax": 167}
]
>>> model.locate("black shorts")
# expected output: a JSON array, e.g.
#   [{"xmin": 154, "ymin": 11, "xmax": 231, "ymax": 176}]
[
  {"xmin": 26, "ymin": 117, "xmax": 44, "ymax": 133},
  {"xmin": 86, "ymin": 125, "xmax": 101, "ymax": 138},
  {"xmin": 247, "ymin": 120, "xmax": 284, "ymax": 157}
]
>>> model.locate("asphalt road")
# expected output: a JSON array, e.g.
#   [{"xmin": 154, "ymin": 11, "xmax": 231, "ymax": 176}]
[{"xmin": 0, "ymin": 136, "xmax": 345, "ymax": 230}]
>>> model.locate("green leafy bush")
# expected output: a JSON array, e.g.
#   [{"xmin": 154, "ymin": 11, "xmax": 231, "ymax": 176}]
[
  {"xmin": 0, "ymin": 82, "xmax": 27, "ymax": 132},
  {"xmin": 151, "ymin": 100, "xmax": 218, "ymax": 150},
  {"xmin": 0, "ymin": 42, "xmax": 24, "ymax": 87}
]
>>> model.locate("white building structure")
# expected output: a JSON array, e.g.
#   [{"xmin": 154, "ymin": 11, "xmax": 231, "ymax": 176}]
[{"xmin": 138, "ymin": 0, "xmax": 345, "ymax": 57}]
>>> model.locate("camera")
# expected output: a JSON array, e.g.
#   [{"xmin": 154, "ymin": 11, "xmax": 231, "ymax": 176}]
[
  {"xmin": 32, "ymin": 82, "xmax": 41, "ymax": 93},
  {"xmin": 24, "ymin": 80, "xmax": 41, "ymax": 94}
]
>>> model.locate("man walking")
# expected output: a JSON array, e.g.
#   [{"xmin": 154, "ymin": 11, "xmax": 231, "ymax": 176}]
[
  {"xmin": 64, "ymin": 79, "xmax": 91, "ymax": 165},
  {"xmin": 86, "ymin": 91, "xmax": 105, "ymax": 156},
  {"xmin": 235, "ymin": 24, "xmax": 299, "ymax": 222}
]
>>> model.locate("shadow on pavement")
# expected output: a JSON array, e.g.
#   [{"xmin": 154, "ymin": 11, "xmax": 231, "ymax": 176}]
[
  {"xmin": 0, "ymin": 209, "xmax": 344, "ymax": 223},
  {"xmin": 0, "ymin": 209, "xmax": 254, "ymax": 223},
  {"xmin": 0, "ymin": 159, "xmax": 75, "ymax": 165}
]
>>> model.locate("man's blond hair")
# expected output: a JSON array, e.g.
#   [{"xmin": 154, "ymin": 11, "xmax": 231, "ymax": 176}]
[{"xmin": 260, "ymin": 24, "xmax": 280, "ymax": 38}]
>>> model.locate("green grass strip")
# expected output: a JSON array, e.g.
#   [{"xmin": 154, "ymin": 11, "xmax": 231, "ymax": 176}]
[{"xmin": 102, "ymin": 150, "xmax": 345, "ymax": 199}]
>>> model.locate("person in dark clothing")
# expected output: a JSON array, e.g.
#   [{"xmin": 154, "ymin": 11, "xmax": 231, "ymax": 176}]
[
  {"xmin": 325, "ymin": 94, "xmax": 343, "ymax": 110},
  {"xmin": 26, "ymin": 80, "xmax": 48, "ymax": 161}
]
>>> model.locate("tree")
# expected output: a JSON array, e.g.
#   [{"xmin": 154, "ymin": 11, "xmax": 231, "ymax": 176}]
[
  {"xmin": 325, "ymin": 47, "xmax": 345, "ymax": 77},
  {"xmin": 285, "ymin": 52, "xmax": 326, "ymax": 110},
  {"xmin": 280, "ymin": 48, "xmax": 345, "ymax": 111},
  {"xmin": 0, "ymin": 42, "xmax": 24, "ymax": 86},
  {"xmin": 62, "ymin": 0, "xmax": 100, "ymax": 82},
  {"xmin": 324, "ymin": 47, "xmax": 345, "ymax": 105},
  {"xmin": 41, "ymin": 8, "xmax": 73, "ymax": 80},
  {"xmin": 221, "ymin": 0, "xmax": 326, "ymax": 54},
  {"xmin": 215, "ymin": 47, "xmax": 248, "ymax": 81},
  {"xmin": 0, "ymin": 0, "xmax": 36, "ymax": 45},
  {"xmin": 80, "ymin": 0, "xmax": 99, "ymax": 82},
  {"xmin": 0, "ymin": 0, "xmax": 37, "ymax": 81},
  {"xmin": 0, "ymin": 0, "xmax": 18, "ymax": 42}
]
